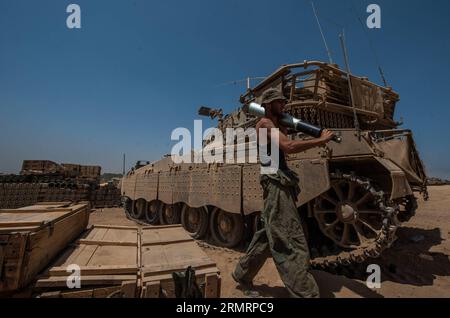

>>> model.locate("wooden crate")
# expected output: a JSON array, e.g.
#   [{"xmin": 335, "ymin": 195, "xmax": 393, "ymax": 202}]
[
  {"xmin": 21, "ymin": 160, "xmax": 61, "ymax": 174},
  {"xmin": 0, "ymin": 203, "xmax": 90, "ymax": 294},
  {"xmin": 34, "ymin": 225, "xmax": 140, "ymax": 298},
  {"xmin": 34, "ymin": 225, "xmax": 220, "ymax": 298},
  {"xmin": 140, "ymin": 225, "xmax": 220, "ymax": 298},
  {"xmin": 80, "ymin": 165, "xmax": 101, "ymax": 179}
]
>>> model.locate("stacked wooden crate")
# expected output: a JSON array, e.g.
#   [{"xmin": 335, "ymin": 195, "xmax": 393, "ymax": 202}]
[
  {"xmin": 91, "ymin": 185, "xmax": 122, "ymax": 208},
  {"xmin": 0, "ymin": 182, "xmax": 120, "ymax": 210},
  {"xmin": 0, "ymin": 183, "xmax": 43, "ymax": 209},
  {"xmin": 79, "ymin": 165, "xmax": 101, "ymax": 181},
  {"xmin": 0, "ymin": 203, "xmax": 90, "ymax": 294},
  {"xmin": 34, "ymin": 225, "xmax": 221, "ymax": 298},
  {"xmin": 41, "ymin": 186, "xmax": 90, "ymax": 203},
  {"xmin": 140, "ymin": 225, "xmax": 221, "ymax": 298},
  {"xmin": 21, "ymin": 160, "xmax": 61, "ymax": 175},
  {"xmin": 1, "ymin": 161, "xmax": 122, "ymax": 210},
  {"xmin": 35, "ymin": 225, "xmax": 139, "ymax": 298},
  {"xmin": 61, "ymin": 164, "xmax": 81, "ymax": 177}
]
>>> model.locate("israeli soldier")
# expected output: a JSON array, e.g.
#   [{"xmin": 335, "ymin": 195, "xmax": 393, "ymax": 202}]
[{"xmin": 232, "ymin": 88, "xmax": 334, "ymax": 298}]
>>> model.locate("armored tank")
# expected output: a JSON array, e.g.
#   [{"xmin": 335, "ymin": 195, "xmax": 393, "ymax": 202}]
[{"xmin": 121, "ymin": 61, "xmax": 427, "ymax": 269}]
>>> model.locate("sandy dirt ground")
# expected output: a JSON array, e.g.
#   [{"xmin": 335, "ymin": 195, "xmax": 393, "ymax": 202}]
[{"xmin": 90, "ymin": 186, "xmax": 450, "ymax": 298}]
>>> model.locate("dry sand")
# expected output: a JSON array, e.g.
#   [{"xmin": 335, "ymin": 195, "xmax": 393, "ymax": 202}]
[{"xmin": 90, "ymin": 185, "xmax": 450, "ymax": 298}]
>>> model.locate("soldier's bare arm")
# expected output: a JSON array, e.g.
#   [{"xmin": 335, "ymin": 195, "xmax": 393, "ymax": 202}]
[{"xmin": 257, "ymin": 119, "xmax": 334, "ymax": 154}]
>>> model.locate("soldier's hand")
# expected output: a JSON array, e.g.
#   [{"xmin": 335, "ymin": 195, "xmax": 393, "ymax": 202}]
[{"xmin": 319, "ymin": 129, "xmax": 334, "ymax": 144}]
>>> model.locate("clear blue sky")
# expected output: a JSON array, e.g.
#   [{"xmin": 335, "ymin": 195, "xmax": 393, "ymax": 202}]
[{"xmin": 1, "ymin": 0, "xmax": 449, "ymax": 177}]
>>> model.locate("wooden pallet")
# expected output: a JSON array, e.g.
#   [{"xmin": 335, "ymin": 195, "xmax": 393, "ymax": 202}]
[{"xmin": 0, "ymin": 203, "xmax": 90, "ymax": 294}]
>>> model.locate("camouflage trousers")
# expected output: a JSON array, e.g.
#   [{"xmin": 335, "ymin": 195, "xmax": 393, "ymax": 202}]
[{"xmin": 233, "ymin": 169, "xmax": 320, "ymax": 298}]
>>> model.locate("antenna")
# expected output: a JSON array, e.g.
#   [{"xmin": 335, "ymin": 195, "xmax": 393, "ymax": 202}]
[
  {"xmin": 122, "ymin": 153, "xmax": 126, "ymax": 176},
  {"xmin": 339, "ymin": 30, "xmax": 361, "ymax": 137},
  {"xmin": 216, "ymin": 77, "xmax": 266, "ymax": 90},
  {"xmin": 350, "ymin": 0, "xmax": 388, "ymax": 87},
  {"xmin": 311, "ymin": 1, "xmax": 334, "ymax": 65}
]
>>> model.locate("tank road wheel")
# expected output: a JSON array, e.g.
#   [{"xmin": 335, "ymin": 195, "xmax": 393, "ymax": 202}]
[
  {"xmin": 314, "ymin": 175, "xmax": 385, "ymax": 249},
  {"xmin": 159, "ymin": 203, "xmax": 182, "ymax": 225},
  {"xmin": 145, "ymin": 200, "xmax": 161, "ymax": 225},
  {"xmin": 209, "ymin": 208, "xmax": 244, "ymax": 248},
  {"xmin": 181, "ymin": 205, "xmax": 209, "ymax": 239},
  {"xmin": 132, "ymin": 199, "xmax": 146, "ymax": 219}
]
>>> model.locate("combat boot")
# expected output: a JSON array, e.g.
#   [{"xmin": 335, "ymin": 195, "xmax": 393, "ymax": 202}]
[{"xmin": 231, "ymin": 272, "xmax": 260, "ymax": 298}]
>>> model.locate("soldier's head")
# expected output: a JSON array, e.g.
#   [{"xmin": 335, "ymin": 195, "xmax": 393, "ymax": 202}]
[{"xmin": 261, "ymin": 88, "xmax": 287, "ymax": 117}]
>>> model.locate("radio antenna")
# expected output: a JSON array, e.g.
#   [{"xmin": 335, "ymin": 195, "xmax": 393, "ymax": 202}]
[
  {"xmin": 350, "ymin": 0, "xmax": 388, "ymax": 87},
  {"xmin": 216, "ymin": 77, "xmax": 266, "ymax": 90},
  {"xmin": 311, "ymin": 1, "xmax": 334, "ymax": 64},
  {"xmin": 339, "ymin": 30, "xmax": 361, "ymax": 137}
]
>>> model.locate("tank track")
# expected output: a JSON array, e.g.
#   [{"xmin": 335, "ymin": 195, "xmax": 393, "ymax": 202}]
[
  {"xmin": 124, "ymin": 173, "xmax": 400, "ymax": 270},
  {"xmin": 396, "ymin": 195, "xmax": 418, "ymax": 223},
  {"xmin": 310, "ymin": 173, "xmax": 400, "ymax": 269},
  {"xmin": 190, "ymin": 174, "xmax": 401, "ymax": 270}
]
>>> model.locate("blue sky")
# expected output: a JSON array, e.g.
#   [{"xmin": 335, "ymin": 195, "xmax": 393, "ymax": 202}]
[{"xmin": 0, "ymin": 0, "xmax": 449, "ymax": 177}]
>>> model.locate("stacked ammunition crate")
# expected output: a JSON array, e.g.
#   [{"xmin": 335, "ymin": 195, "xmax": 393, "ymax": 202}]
[
  {"xmin": 0, "ymin": 183, "xmax": 92, "ymax": 209},
  {"xmin": 0, "ymin": 183, "xmax": 42, "ymax": 209},
  {"xmin": 0, "ymin": 161, "xmax": 121, "ymax": 209},
  {"xmin": 41, "ymin": 184, "xmax": 91, "ymax": 204},
  {"xmin": 60, "ymin": 163, "xmax": 81, "ymax": 177},
  {"xmin": 80, "ymin": 165, "xmax": 101, "ymax": 181},
  {"xmin": 21, "ymin": 160, "xmax": 61, "ymax": 175},
  {"xmin": 91, "ymin": 184, "xmax": 122, "ymax": 208}
]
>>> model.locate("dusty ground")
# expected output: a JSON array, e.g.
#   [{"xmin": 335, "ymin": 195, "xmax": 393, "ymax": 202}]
[{"xmin": 90, "ymin": 186, "xmax": 450, "ymax": 298}]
